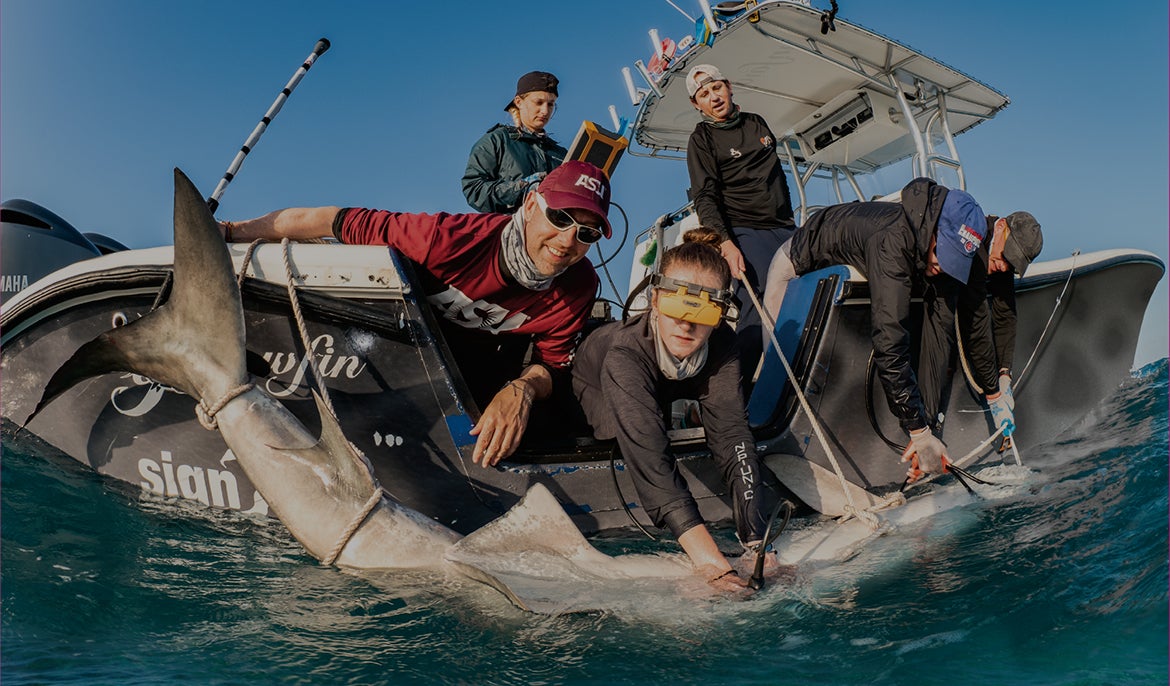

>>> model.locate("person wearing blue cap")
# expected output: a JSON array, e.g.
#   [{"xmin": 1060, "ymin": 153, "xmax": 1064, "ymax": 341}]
[
  {"xmin": 761, "ymin": 178, "xmax": 1015, "ymax": 481},
  {"xmin": 918, "ymin": 209, "xmax": 1043, "ymax": 452}
]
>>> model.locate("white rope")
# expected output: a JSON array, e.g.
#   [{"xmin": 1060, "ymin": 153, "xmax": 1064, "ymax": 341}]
[
  {"xmin": 196, "ymin": 383, "xmax": 255, "ymax": 430},
  {"xmin": 741, "ymin": 283, "xmax": 882, "ymax": 530},
  {"xmin": 236, "ymin": 238, "xmax": 266, "ymax": 289},
  {"xmin": 280, "ymin": 238, "xmax": 338, "ymax": 419},
  {"xmin": 1015, "ymin": 251, "xmax": 1079, "ymax": 389},
  {"xmin": 956, "ymin": 315, "xmax": 984, "ymax": 395},
  {"xmin": 322, "ymin": 488, "xmax": 383, "ymax": 566},
  {"xmin": 227, "ymin": 237, "xmax": 376, "ymax": 565}
]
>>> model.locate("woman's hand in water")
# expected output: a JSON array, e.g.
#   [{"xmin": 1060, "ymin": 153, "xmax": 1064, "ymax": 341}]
[{"xmin": 706, "ymin": 568, "xmax": 755, "ymax": 598}]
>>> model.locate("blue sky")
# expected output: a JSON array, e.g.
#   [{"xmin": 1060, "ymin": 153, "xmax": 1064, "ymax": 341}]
[{"xmin": 2, "ymin": 0, "xmax": 1166, "ymax": 365}]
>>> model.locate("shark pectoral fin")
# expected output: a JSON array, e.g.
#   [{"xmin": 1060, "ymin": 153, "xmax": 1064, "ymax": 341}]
[
  {"xmin": 278, "ymin": 390, "xmax": 374, "ymax": 496},
  {"xmin": 449, "ymin": 483, "xmax": 592, "ymax": 558},
  {"xmin": 445, "ymin": 484, "xmax": 691, "ymax": 614},
  {"xmin": 762, "ymin": 453, "xmax": 881, "ymax": 517},
  {"xmin": 444, "ymin": 560, "xmax": 533, "ymax": 613}
]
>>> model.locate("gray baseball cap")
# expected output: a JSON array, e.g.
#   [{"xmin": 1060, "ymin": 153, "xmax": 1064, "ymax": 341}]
[{"xmin": 1002, "ymin": 211, "xmax": 1043, "ymax": 274}]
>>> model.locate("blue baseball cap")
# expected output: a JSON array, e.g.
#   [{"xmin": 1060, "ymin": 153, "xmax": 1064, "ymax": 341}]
[{"xmin": 935, "ymin": 189, "xmax": 986, "ymax": 284}]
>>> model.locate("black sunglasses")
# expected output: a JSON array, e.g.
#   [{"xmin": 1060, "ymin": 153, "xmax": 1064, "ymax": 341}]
[{"xmin": 535, "ymin": 193, "xmax": 605, "ymax": 244}]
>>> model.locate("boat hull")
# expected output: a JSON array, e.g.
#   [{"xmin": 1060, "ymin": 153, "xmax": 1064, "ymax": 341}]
[
  {"xmin": 750, "ymin": 251, "xmax": 1165, "ymax": 491},
  {"xmin": 2, "ymin": 238, "xmax": 1162, "ymax": 530},
  {"xmin": 1, "ymin": 244, "xmax": 746, "ymax": 535}
]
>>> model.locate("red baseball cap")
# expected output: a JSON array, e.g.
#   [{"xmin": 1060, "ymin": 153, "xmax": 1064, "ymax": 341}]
[{"xmin": 536, "ymin": 160, "xmax": 612, "ymax": 238}]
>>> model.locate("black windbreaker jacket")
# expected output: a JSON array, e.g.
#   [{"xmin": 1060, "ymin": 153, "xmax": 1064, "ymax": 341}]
[
  {"xmin": 788, "ymin": 178, "xmax": 947, "ymax": 433},
  {"xmin": 571, "ymin": 314, "xmax": 768, "ymax": 544}
]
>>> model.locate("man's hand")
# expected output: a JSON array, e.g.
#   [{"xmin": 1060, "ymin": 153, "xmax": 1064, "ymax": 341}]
[
  {"xmin": 902, "ymin": 428, "xmax": 949, "ymax": 482},
  {"xmin": 719, "ymin": 239, "xmax": 746, "ymax": 279},
  {"xmin": 470, "ymin": 379, "xmax": 534, "ymax": 467},
  {"xmin": 987, "ymin": 391, "xmax": 1016, "ymax": 437}
]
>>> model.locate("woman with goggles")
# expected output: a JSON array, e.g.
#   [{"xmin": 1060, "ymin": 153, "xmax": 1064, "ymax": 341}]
[{"xmin": 572, "ymin": 228, "xmax": 779, "ymax": 595}]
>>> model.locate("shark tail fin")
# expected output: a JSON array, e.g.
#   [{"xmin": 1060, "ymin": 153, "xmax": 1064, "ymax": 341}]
[{"xmin": 30, "ymin": 168, "xmax": 249, "ymax": 424}]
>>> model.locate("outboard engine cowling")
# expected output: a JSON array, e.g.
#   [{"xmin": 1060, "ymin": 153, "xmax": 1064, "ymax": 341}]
[
  {"xmin": 83, "ymin": 231, "xmax": 131, "ymax": 255},
  {"xmin": 1, "ymin": 199, "xmax": 104, "ymax": 304}
]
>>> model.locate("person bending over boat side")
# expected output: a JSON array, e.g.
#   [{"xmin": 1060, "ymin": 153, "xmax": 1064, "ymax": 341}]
[
  {"xmin": 762, "ymin": 178, "xmax": 1015, "ymax": 482},
  {"xmin": 219, "ymin": 161, "xmax": 611, "ymax": 466},
  {"xmin": 684, "ymin": 64, "xmax": 797, "ymax": 385},
  {"xmin": 918, "ymin": 211, "xmax": 1044, "ymax": 442},
  {"xmin": 462, "ymin": 70, "xmax": 567, "ymax": 214},
  {"xmin": 572, "ymin": 229, "xmax": 776, "ymax": 594}
]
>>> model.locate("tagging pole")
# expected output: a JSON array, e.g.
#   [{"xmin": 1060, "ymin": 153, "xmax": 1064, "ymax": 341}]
[{"xmin": 206, "ymin": 38, "xmax": 331, "ymax": 213}]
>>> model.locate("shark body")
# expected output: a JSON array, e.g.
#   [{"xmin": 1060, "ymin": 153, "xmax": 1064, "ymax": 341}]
[{"xmin": 33, "ymin": 169, "xmax": 695, "ymax": 610}]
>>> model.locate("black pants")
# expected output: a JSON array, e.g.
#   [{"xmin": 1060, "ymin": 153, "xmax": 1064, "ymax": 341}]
[{"xmin": 730, "ymin": 225, "xmax": 796, "ymax": 385}]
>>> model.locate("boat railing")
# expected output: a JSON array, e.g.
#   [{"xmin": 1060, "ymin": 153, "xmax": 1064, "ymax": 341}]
[{"xmin": 621, "ymin": 0, "xmax": 1014, "ymax": 295}]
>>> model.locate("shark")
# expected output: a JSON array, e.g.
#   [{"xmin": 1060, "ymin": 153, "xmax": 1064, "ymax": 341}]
[
  {"xmin": 32, "ymin": 170, "xmax": 1007, "ymax": 614},
  {"xmin": 31, "ymin": 169, "xmax": 695, "ymax": 612}
]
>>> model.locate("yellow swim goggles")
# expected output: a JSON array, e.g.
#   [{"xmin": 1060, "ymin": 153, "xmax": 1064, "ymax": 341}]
[{"xmin": 652, "ymin": 274, "xmax": 736, "ymax": 327}]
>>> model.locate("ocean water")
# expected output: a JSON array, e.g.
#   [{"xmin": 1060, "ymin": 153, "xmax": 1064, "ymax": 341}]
[{"xmin": 3, "ymin": 361, "xmax": 1167, "ymax": 685}]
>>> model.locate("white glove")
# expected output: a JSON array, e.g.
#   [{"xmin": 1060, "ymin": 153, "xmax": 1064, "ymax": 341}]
[
  {"xmin": 988, "ymin": 392, "xmax": 1016, "ymax": 437},
  {"xmin": 998, "ymin": 372, "xmax": 1015, "ymax": 410},
  {"xmin": 902, "ymin": 428, "xmax": 948, "ymax": 480}
]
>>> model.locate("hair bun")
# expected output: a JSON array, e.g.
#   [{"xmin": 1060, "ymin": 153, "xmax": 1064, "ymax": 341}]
[{"xmin": 681, "ymin": 227, "xmax": 724, "ymax": 248}]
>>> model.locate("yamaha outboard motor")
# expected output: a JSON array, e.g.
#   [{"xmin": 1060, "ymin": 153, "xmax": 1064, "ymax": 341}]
[{"xmin": 0, "ymin": 199, "xmax": 113, "ymax": 305}]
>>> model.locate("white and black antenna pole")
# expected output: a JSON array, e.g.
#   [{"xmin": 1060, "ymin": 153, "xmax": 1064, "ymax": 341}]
[{"xmin": 206, "ymin": 38, "xmax": 331, "ymax": 213}]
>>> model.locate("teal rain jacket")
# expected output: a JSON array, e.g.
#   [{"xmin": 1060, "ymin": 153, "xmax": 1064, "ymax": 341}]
[{"xmin": 462, "ymin": 124, "xmax": 566, "ymax": 213}]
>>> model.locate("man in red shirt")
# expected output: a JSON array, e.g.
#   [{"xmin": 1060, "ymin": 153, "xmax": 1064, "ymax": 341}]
[{"xmin": 219, "ymin": 161, "xmax": 611, "ymax": 467}]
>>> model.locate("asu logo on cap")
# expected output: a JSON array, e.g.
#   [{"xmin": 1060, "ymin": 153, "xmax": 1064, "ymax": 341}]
[
  {"xmin": 574, "ymin": 174, "xmax": 607, "ymax": 200},
  {"xmin": 537, "ymin": 160, "xmax": 613, "ymax": 238}
]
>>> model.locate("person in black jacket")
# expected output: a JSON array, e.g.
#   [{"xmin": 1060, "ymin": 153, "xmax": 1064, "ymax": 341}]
[
  {"xmin": 685, "ymin": 64, "xmax": 796, "ymax": 383},
  {"xmin": 572, "ymin": 228, "xmax": 775, "ymax": 594},
  {"xmin": 762, "ymin": 178, "xmax": 1015, "ymax": 481},
  {"xmin": 462, "ymin": 71, "xmax": 567, "ymax": 213},
  {"xmin": 919, "ymin": 211, "xmax": 1043, "ymax": 440}
]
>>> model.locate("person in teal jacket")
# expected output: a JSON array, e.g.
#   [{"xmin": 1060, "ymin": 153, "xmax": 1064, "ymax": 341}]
[{"xmin": 462, "ymin": 71, "xmax": 567, "ymax": 213}]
